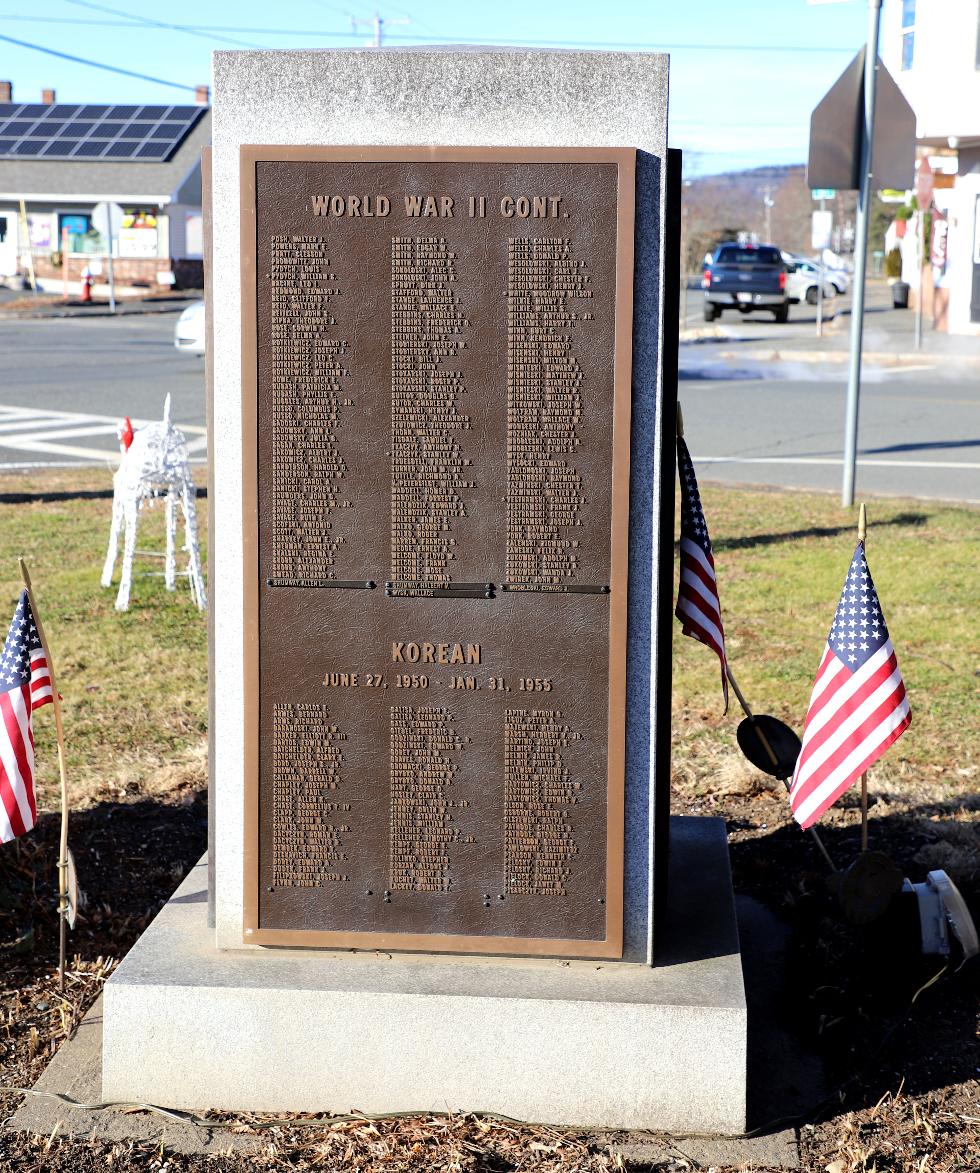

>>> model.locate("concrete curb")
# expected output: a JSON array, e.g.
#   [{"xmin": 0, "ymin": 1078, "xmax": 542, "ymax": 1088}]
[
  {"xmin": 0, "ymin": 301, "xmax": 194, "ymax": 321},
  {"xmin": 708, "ymin": 347, "xmax": 980, "ymax": 368}
]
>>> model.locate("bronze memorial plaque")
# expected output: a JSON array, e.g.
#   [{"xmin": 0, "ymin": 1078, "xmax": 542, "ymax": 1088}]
[{"xmin": 241, "ymin": 147, "xmax": 635, "ymax": 957}]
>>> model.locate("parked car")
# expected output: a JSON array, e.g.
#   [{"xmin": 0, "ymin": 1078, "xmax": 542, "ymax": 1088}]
[
  {"xmin": 702, "ymin": 243, "xmax": 790, "ymax": 323},
  {"xmin": 174, "ymin": 299, "xmax": 205, "ymax": 354},
  {"xmin": 784, "ymin": 258, "xmax": 839, "ymax": 306}
]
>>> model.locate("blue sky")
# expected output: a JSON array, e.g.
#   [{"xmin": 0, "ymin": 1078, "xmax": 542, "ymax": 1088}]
[{"xmin": 0, "ymin": 0, "xmax": 870, "ymax": 175}]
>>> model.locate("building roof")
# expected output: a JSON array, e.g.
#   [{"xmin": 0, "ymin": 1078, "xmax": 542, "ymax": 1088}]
[{"xmin": 0, "ymin": 104, "xmax": 211, "ymax": 203}]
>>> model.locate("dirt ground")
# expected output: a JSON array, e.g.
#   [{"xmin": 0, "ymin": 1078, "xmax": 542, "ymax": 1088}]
[{"xmin": 2, "ymin": 765, "xmax": 977, "ymax": 1172}]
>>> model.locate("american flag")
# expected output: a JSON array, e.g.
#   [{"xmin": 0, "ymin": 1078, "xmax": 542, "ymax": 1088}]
[
  {"xmin": 0, "ymin": 590, "xmax": 53, "ymax": 844},
  {"xmin": 675, "ymin": 435, "xmax": 729, "ymax": 711},
  {"xmin": 790, "ymin": 542, "xmax": 910, "ymax": 829}
]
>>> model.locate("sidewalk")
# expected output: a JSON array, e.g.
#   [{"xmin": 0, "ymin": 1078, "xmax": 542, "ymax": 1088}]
[
  {"xmin": 681, "ymin": 282, "xmax": 980, "ymax": 367},
  {"xmin": 0, "ymin": 288, "xmax": 200, "ymax": 320}
]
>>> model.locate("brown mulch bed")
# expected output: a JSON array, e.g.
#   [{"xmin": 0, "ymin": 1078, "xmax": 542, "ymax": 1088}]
[{"xmin": 2, "ymin": 777, "xmax": 977, "ymax": 1171}]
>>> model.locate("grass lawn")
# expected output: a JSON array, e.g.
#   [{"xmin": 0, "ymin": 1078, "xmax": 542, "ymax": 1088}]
[
  {"xmin": 0, "ymin": 467, "xmax": 208, "ymax": 816},
  {"xmin": 673, "ymin": 485, "xmax": 979, "ymax": 809},
  {"xmin": 0, "ymin": 468, "xmax": 976, "ymax": 1172}
]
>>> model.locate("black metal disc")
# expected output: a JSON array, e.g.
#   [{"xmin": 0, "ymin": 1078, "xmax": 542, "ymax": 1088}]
[
  {"xmin": 839, "ymin": 851, "xmax": 905, "ymax": 926},
  {"xmin": 736, "ymin": 714, "xmax": 802, "ymax": 779}
]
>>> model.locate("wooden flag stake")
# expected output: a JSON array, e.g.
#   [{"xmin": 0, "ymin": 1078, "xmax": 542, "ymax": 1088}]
[
  {"xmin": 18, "ymin": 559, "xmax": 70, "ymax": 993},
  {"xmin": 676, "ymin": 402, "xmax": 835, "ymax": 872},
  {"xmin": 857, "ymin": 503, "xmax": 869, "ymax": 853}
]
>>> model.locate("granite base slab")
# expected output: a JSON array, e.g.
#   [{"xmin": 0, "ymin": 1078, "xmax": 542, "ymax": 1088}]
[{"xmin": 101, "ymin": 817, "xmax": 746, "ymax": 1133}]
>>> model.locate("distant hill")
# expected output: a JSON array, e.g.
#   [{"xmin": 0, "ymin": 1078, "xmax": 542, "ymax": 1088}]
[{"xmin": 682, "ymin": 164, "xmax": 858, "ymax": 267}]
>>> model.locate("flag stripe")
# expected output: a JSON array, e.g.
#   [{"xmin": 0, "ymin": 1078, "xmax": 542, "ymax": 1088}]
[
  {"xmin": 790, "ymin": 542, "xmax": 909, "ymax": 829},
  {"xmin": 793, "ymin": 647, "xmax": 900, "ymax": 770},
  {"xmin": 0, "ymin": 592, "xmax": 52, "ymax": 843},
  {"xmin": 678, "ymin": 560, "xmax": 722, "ymax": 615},
  {"xmin": 676, "ymin": 438, "xmax": 728, "ymax": 711},
  {"xmin": 792, "ymin": 670, "xmax": 907, "ymax": 805},
  {"xmin": 793, "ymin": 701, "xmax": 911, "ymax": 827},
  {"xmin": 0, "ymin": 690, "xmax": 34, "ymax": 841},
  {"xmin": 29, "ymin": 648, "xmax": 52, "ymax": 708},
  {"xmin": 0, "ymin": 758, "xmax": 27, "ymax": 841},
  {"xmin": 679, "ymin": 537, "xmax": 717, "ymax": 583},
  {"xmin": 676, "ymin": 592, "xmax": 726, "ymax": 658}
]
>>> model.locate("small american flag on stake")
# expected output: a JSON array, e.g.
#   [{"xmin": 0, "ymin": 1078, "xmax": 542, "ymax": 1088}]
[
  {"xmin": 0, "ymin": 590, "xmax": 53, "ymax": 843},
  {"xmin": 790, "ymin": 541, "xmax": 910, "ymax": 829},
  {"xmin": 675, "ymin": 433, "xmax": 729, "ymax": 712}
]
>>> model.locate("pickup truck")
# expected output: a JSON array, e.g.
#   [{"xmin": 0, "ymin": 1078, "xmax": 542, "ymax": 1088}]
[{"xmin": 702, "ymin": 243, "xmax": 790, "ymax": 323}]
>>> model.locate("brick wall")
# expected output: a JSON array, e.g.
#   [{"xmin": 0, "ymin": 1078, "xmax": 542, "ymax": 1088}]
[{"xmin": 33, "ymin": 253, "xmax": 204, "ymax": 290}]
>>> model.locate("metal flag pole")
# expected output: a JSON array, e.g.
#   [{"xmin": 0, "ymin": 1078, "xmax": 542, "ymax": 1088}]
[
  {"xmin": 674, "ymin": 407, "xmax": 836, "ymax": 872},
  {"xmin": 842, "ymin": 0, "xmax": 883, "ymax": 508},
  {"xmin": 18, "ymin": 558, "xmax": 70, "ymax": 992},
  {"xmin": 857, "ymin": 503, "xmax": 870, "ymax": 851}
]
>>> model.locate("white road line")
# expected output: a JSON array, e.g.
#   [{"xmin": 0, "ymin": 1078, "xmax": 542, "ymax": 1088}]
[
  {"xmin": 0, "ymin": 400, "xmax": 207, "ymax": 465},
  {"xmin": 2, "ymin": 424, "xmax": 120, "ymax": 444},
  {"xmin": 8, "ymin": 440, "xmax": 121, "ymax": 462},
  {"xmin": 693, "ymin": 455, "xmax": 980, "ymax": 470},
  {"xmin": 0, "ymin": 416, "xmax": 106, "ymax": 435},
  {"xmin": 0, "ymin": 402, "xmax": 206, "ymax": 435}
]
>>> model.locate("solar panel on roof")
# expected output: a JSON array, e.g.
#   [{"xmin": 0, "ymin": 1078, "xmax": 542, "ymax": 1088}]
[
  {"xmin": 73, "ymin": 141, "xmax": 108, "ymax": 157},
  {"xmin": 135, "ymin": 142, "xmax": 170, "ymax": 161},
  {"xmin": 0, "ymin": 102, "xmax": 205, "ymax": 162},
  {"xmin": 41, "ymin": 141, "xmax": 76, "ymax": 157}
]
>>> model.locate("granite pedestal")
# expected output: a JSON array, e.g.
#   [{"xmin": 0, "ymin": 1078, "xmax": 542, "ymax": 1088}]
[{"xmin": 103, "ymin": 817, "xmax": 746, "ymax": 1132}]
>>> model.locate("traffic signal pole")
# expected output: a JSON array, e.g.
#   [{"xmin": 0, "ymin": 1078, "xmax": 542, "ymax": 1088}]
[{"xmin": 841, "ymin": 0, "xmax": 882, "ymax": 508}]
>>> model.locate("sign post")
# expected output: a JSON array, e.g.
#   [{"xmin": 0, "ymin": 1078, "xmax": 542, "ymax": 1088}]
[
  {"xmin": 914, "ymin": 158, "xmax": 933, "ymax": 352},
  {"xmin": 812, "ymin": 206, "xmax": 834, "ymax": 337},
  {"xmin": 807, "ymin": 1, "xmax": 915, "ymax": 508},
  {"xmin": 92, "ymin": 201, "xmax": 122, "ymax": 314}
]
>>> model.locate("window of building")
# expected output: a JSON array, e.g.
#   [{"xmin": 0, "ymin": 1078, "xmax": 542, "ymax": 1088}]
[{"xmin": 901, "ymin": 0, "xmax": 915, "ymax": 70}]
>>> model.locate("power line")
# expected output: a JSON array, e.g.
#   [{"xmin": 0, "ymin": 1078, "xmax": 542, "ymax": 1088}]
[
  {"xmin": 0, "ymin": 31, "xmax": 199, "ymax": 92},
  {"xmin": 62, "ymin": 0, "xmax": 265, "ymax": 50},
  {"xmin": 0, "ymin": 16, "xmax": 860, "ymax": 52}
]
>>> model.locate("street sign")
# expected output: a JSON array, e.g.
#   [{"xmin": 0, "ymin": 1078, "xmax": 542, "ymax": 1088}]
[
  {"xmin": 811, "ymin": 188, "xmax": 836, "ymax": 200},
  {"xmin": 812, "ymin": 210, "xmax": 833, "ymax": 251},
  {"xmin": 92, "ymin": 201, "xmax": 123, "ymax": 241},
  {"xmin": 807, "ymin": 48, "xmax": 915, "ymax": 191}
]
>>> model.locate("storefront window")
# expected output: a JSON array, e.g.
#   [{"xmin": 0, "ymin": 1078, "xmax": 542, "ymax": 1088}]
[{"xmin": 119, "ymin": 208, "xmax": 159, "ymax": 258}]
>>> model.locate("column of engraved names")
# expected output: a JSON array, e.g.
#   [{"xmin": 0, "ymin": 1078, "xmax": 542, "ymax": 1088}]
[
  {"xmin": 269, "ymin": 235, "xmax": 350, "ymax": 585},
  {"xmin": 389, "ymin": 705, "xmax": 469, "ymax": 892},
  {"xmin": 390, "ymin": 237, "xmax": 473, "ymax": 587},
  {"xmin": 272, "ymin": 703, "xmax": 350, "ymax": 887},
  {"xmin": 506, "ymin": 238, "xmax": 593, "ymax": 585},
  {"xmin": 504, "ymin": 709, "xmax": 582, "ymax": 895}
]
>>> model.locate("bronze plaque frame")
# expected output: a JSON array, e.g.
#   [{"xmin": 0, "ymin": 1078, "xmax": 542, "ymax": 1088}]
[{"xmin": 241, "ymin": 145, "xmax": 635, "ymax": 958}]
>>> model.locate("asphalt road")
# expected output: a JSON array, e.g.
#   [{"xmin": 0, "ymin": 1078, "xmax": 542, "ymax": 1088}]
[
  {"xmin": 679, "ymin": 286, "xmax": 980, "ymax": 504},
  {"xmin": 0, "ymin": 310, "xmax": 976, "ymax": 504},
  {"xmin": 0, "ymin": 314, "xmax": 205, "ymax": 468},
  {"xmin": 679, "ymin": 362, "xmax": 979, "ymax": 504}
]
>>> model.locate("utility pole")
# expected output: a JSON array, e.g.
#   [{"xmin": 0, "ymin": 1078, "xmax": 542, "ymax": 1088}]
[
  {"xmin": 763, "ymin": 184, "xmax": 774, "ymax": 242},
  {"xmin": 351, "ymin": 11, "xmax": 409, "ymax": 46}
]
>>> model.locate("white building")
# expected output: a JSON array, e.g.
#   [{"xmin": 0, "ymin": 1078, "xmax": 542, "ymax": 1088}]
[
  {"xmin": 881, "ymin": 0, "xmax": 980, "ymax": 334},
  {"xmin": 0, "ymin": 84, "xmax": 210, "ymax": 292}
]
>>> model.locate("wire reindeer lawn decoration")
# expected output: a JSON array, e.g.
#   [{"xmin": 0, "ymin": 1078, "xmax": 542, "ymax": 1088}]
[{"xmin": 101, "ymin": 394, "xmax": 206, "ymax": 612}]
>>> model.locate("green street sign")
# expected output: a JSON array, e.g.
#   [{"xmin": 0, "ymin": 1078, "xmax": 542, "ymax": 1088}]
[{"xmin": 811, "ymin": 188, "xmax": 836, "ymax": 200}]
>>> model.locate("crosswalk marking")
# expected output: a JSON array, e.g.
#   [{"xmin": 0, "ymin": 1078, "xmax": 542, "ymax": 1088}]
[{"xmin": 0, "ymin": 403, "xmax": 206, "ymax": 466}]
